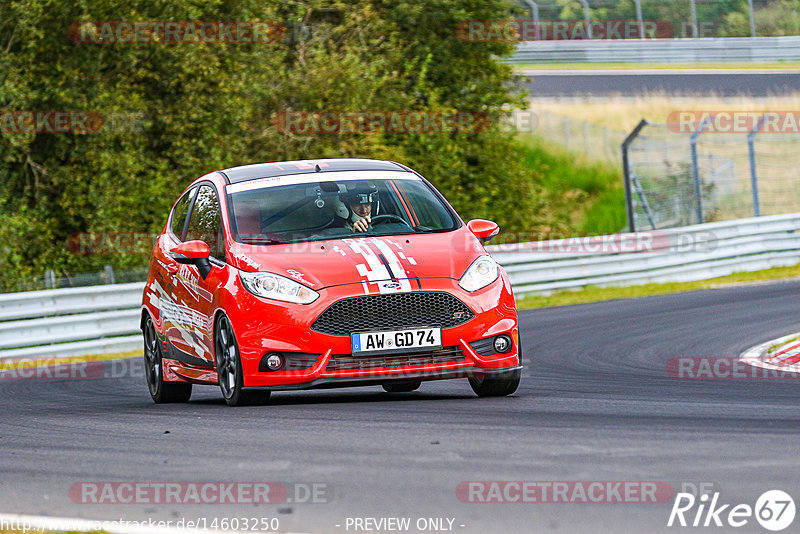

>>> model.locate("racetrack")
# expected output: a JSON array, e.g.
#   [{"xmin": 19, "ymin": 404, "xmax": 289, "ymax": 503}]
[
  {"xmin": 520, "ymin": 70, "xmax": 800, "ymax": 96},
  {"xmin": 3, "ymin": 281, "xmax": 800, "ymax": 533}
]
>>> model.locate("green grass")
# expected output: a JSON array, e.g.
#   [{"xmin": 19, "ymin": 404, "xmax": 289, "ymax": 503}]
[
  {"xmin": 511, "ymin": 62, "xmax": 800, "ymax": 71},
  {"xmin": 515, "ymin": 263, "xmax": 800, "ymax": 310},
  {"xmin": 518, "ymin": 134, "xmax": 626, "ymax": 235}
]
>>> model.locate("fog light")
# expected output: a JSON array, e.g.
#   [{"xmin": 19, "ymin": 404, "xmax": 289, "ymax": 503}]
[
  {"xmin": 266, "ymin": 353, "xmax": 284, "ymax": 371},
  {"xmin": 493, "ymin": 335, "xmax": 512, "ymax": 353}
]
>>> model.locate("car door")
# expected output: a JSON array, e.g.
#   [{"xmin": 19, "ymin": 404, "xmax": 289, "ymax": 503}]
[
  {"xmin": 152, "ymin": 186, "xmax": 207, "ymax": 366},
  {"xmin": 180, "ymin": 183, "xmax": 228, "ymax": 366}
]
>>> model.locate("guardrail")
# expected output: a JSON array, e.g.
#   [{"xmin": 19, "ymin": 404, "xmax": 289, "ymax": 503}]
[
  {"xmin": 2, "ymin": 213, "xmax": 800, "ymax": 361},
  {"xmin": 487, "ymin": 213, "xmax": 800, "ymax": 293},
  {"xmin": 508, "ymin": 36, "xmax": 800, "ymax": 64},
  {"xmin": 0, "ymin": 283, "xmax": 144, "ymax": 360}
]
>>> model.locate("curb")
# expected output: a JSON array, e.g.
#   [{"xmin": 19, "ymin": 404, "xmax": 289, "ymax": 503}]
[{"xmin": 740, "ymin": 331, "xmax": 800, "ymax": 372}]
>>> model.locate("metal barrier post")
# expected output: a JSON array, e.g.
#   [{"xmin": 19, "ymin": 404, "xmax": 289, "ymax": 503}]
[
  {"xmin": 577, "ymin": 0, "xmax": 593, "ymax": 39},
  {"xmin": 522, "ymin": 0, "xmax": 541, "ymax": 40},
  {"xmin": 747, "ymin": 115, "xmax": 767, "ymax": 217},
  {"xmin": 622, "ymin": 119, "xmax": 648, "ymax": 232},
  {"xmin": 690, "ymin": 0, "xmax": 699, "ymax": 38},
  {"xmin": 690, "ymin": 116, "xmax": 713, "ymax": 225},
  {"xmin": 633, "ymin": 0, "xmax": 644, "ymax": 39}
]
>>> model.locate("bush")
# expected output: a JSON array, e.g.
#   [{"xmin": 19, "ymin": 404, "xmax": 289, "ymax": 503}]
[{"xmin": 0, "ymin": 0, "xmax": 548, "ymax": 289}]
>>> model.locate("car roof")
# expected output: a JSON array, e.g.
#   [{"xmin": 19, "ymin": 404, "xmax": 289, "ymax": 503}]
[{"xmin": 219, "ymin": 158, "xmax": 412, "ymax": 184}]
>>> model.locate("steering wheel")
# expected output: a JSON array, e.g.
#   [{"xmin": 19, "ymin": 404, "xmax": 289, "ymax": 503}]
[{"xmin": 370, "ymin": 214, "xmax": 411, "ymax": 226}]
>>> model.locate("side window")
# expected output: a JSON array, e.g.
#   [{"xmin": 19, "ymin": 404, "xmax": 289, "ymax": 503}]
[
  {"xmin": 170, "ymin": 188, "xmax": 196, "ymax": 241},
  {"xmin": 186, "ymin": 185, "xmax": 226, "ymax": 260}
]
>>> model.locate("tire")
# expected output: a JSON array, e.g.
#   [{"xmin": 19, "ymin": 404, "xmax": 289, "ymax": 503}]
[
  {"xmin": 468, "ymin": 368, "xmax": 521, "ymax": 397},
  {"xmin": 215, "ymin": 314, "xmax": 270, "ymax": 407},
  {"xmin": 382, "ymin": 380, "xmax": 422, "ymax": 393},
  {"xmin": 143, "ymin": 315, "xmax": 192, "ymax": 403}
]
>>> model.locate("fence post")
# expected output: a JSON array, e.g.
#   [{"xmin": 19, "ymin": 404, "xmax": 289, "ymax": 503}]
[
  {"xmin": 577, "ymin": 0, "xmax": 593, "ymax": 39},
  {"xmin": 633, "ymin": 0, "xmax": 644, "ymax": 39},
  {"xmin": 622, "ymin": 119, "xmax": 648, "ymax": 233},
  {"xmin": 690, "ymin": 116, "xmax": 713, "ymax": 225},
  {"xmin": 44, "ymin": 270, "xmax": 56, "ymax": 290},
  {"xmin": 747, "ymin": 115, "xmax": 767, "ymax": 217},
  {"xmin": 522, "ymin": 0, "xmax": 541, "ymax": 40},
  {"xmin": 104, "ymin": 265, "xmax": 116, "ymax": 285}
]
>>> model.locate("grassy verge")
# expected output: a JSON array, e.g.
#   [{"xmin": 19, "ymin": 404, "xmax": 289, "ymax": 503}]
[
  {"xmin": 0, "ymin": 350, "xmax": 141, "ymax": 370},
  {"xmin": 528, "ymin": 93, "xmax": 800, "ymax": 133},
  {"xmin": 515, "ymin": 263, "xmax": 800, "ymax": 310},
  {"xmin": 512, "ymin": 62, "xmax": 800, "ymax": 71},
  {"xmin": 518, "ymin": 134, "xmax": 626, "ymax": 236}
]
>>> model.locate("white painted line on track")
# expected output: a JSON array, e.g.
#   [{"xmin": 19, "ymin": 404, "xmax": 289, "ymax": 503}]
[
  {"xmin": 517, "ymin": 69, "xmax": 800, "ymax": 76},
  {"xmin": 0, "ymin": 512, "xmax": 310, "ymax": 534},
  {"xmin": 740, "ymin": 332, "xmax": 800, "ymax": 372}
]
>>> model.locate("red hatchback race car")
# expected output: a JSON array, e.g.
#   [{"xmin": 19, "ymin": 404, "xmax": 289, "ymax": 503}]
[{"xmin": 141, "ymin": 158, "xmax": 522, "ymax": 405}]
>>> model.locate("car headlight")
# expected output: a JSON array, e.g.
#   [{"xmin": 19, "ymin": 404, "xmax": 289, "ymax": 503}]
[
  {"xmin": 239, "ymin": 270, "xmax": 319, "ymax": 304},
  {"xmin": 459, "ymin": 256, "xmax": 499, "ymax": 292}
]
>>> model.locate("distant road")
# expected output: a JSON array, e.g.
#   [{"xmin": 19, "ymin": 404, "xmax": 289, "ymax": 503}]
[{"xmin": 518, "ymin": 69, "xmax": 800, "ymax": 96}]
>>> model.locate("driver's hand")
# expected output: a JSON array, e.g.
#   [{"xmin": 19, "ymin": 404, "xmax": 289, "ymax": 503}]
[{"xmin": 353, "ymin": 215, "xmax": 371, "ymax": 232}]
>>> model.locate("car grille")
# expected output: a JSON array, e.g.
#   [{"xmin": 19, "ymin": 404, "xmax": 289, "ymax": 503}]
[
  {"xmin": 311, "ymin": 292, "xmax": 474, "ymax": 336},
  {"xmin": 325, "ymin": 346, "xmax": 466, "ymax": 372}
]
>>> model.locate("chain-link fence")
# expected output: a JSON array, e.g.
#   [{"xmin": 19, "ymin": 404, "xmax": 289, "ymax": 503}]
[
  {"xmin": 623, "ymin": 120, "xmax": 800, "ymax": 231},
  {"xmin": 4, "ymin": 265, "xmax": 148, "ymax": 293},
  {"xmin": 536, "ymin": 110, "xmax": 627, "ymax": 163}
]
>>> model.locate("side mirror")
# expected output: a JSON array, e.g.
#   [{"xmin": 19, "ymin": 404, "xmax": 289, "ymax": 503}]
[
  {"xmin": 467, "ymin": 219, "xmax": 500, "ymax": 244},
  {"xmin": 170, "ymin": 240, "xmax": 212, "ymax": 280}
]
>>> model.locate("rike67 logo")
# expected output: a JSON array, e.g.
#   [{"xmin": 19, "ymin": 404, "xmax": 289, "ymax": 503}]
[{"xmin": 668, "ymin": 490, "xmax": 795, "ymax": 531}]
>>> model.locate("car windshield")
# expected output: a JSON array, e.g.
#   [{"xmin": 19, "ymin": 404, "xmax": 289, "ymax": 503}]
[{"xmin": 226, "ymin": 177, "xmax": 458, "ymax": 244}]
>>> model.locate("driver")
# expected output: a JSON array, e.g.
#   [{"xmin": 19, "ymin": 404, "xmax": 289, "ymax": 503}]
[{"xmin": 334, "ymin": 182, "xmax": 379, "ymax": 233}]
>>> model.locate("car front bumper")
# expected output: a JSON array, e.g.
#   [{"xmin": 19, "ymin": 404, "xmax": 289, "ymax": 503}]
[{"xmin": 230, "ymin": 273, "xmax": 520, "ymax": 388}]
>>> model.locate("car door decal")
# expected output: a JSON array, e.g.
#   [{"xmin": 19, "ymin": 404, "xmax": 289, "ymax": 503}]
[{"xmin": 146, "ymin": 279, "xmax": 212, "ymax": 362}]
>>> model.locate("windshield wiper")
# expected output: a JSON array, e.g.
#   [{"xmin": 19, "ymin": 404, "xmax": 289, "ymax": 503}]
[{"xmin": 238, "ymin": 237, "xmax": 286, "ymax": 245}]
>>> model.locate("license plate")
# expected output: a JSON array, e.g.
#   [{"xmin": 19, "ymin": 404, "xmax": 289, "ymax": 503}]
[{"xmin": 351, "ymin": 327, "xmax": 442, "ymax": 354}]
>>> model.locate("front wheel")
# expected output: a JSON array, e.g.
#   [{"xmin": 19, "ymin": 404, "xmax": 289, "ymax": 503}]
[
  {"xmin": 215, "ymin": 314, "xmax": 270, "ymax": 407},
  {"xmin": 468, "ymin": 368, "xmax": 521, "ymax": 397},
  {"xmin": 143, "ymin": 316, "xmax": 192, "ymax": 403}
]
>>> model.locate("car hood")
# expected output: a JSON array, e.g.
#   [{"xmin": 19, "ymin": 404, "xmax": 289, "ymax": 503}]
[{"xmin": 227, "ymin": 230, "xmax": 485, "ymax": 290}]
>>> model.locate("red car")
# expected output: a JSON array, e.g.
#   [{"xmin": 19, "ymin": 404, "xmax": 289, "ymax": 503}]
[{"xmin": 141, "ymin": 159, "xmax": 521, "ymax": 406}]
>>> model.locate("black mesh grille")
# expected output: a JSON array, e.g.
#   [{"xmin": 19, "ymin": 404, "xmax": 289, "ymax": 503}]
[
  {"xmin": 469, "ymin": 337, "xmax": 497, "ymax": 356},
  {"xmin": 326, "ymin": 346, "xmax": 465, "ymax": 372},
  {"xmin": 311, "ymin": 292, "xmax": 474, "ymax": 336}
]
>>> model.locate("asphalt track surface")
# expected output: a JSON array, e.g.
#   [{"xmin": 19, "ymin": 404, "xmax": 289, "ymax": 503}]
[
  {"xmin": 521, "ymin": 71, "xmax": 800, "ymax": 96},
  {"xmin": 3, "ymin": 280, "xmax": 800, "ymax": 533}
]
